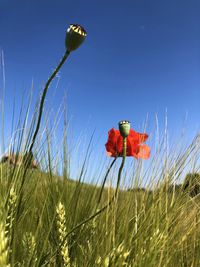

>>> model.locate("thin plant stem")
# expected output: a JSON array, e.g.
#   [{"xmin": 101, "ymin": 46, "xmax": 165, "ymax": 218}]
[
  {"xmin": 116, "ymin": 137, "xmax": 126, "ymax": 197},
  {"xmin": 96, "ymin": 156, "xmax": 118, "ymax": 207},
  {"xmin": 28, "ymin": 50, "xmax": 70, "ymax": 154},
  {"xmin": 15, "ymin": 50, "xmax": 71, "ymax": 220}
]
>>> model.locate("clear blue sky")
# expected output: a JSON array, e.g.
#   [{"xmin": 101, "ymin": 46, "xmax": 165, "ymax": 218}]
[{"xmin": 0, "ymin": 0, "xmax": 200, "ymax": 177}]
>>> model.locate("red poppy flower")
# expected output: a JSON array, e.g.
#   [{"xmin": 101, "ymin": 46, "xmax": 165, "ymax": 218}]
[{"xmin": 105, "ymin": 128, "xmax": 150, "ymax": 159}]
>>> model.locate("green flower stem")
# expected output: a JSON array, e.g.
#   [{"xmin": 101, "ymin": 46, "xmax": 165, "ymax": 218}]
[
  {"xmin": 69, "ymin": 136, "xmax": 126, "ymax": 229},
  {"xmin": 28, "ymin": 50, "xmax": 70, "ymax": 154},
  {"xmin": 97, "ymin": 138, "xmax": 127, "ymax": 207},
  {"xmin": 96, "ymin": 156, "xmax": 118, "ymax": 207},
  {"xmin": 47, "ymin": 137, "xmax": 127, "ymax": 264},
  {"xmin": 115, "ymin": 137, "xmax": 127, "ymax": 197},
  {"xmin": 16, "ymin": 50, "xmax": 71, "ymax": 221}
]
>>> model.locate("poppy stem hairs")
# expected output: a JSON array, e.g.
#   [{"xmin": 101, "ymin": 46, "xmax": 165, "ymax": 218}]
[{"xmin": 28, "ymin": 24, "xmax": 87, "ymax": 154}]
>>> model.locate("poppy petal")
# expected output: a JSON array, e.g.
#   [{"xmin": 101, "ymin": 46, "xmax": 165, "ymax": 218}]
[
  {"xmin": 137, "ymin": 145, "xmax": 150, "ymax": 159},
  {"xmin": 129, "ymin": 129, "xmax": 148, "ymax": 143},
  {"xmin": 105, "ymin": 128, "xmax": 121, "ymax": 157},
  {"xmin": 106, "ymin": 151, "xmax": 113, "ymax": 157}
]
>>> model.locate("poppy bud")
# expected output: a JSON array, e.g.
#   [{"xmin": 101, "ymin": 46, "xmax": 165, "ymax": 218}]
[
  {"xmin": 65, "ymin": 24, "xmax": 87, "ymax": 52},
  {"xmin": 118, "ymin": 120, "xmax": 131, "ymax": 138}
]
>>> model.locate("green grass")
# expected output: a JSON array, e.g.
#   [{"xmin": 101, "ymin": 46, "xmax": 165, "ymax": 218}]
[
  {"xmin": 1, "ymin": 97, "xmax": 200, "ymax": 266},
  {"xmin": 1, "ymin": 152, "xmax": 200, "ymax": 267}
]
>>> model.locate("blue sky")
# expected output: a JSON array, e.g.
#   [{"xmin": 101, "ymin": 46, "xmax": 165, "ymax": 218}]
[{"xmin": 0, "ymin": 0, "xmax": 200, "ymax": 179}]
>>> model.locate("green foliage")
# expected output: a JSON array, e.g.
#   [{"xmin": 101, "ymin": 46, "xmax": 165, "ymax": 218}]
[{"xmin": 0, "ymin": 162, "xmax": 200, "ymax": 266}]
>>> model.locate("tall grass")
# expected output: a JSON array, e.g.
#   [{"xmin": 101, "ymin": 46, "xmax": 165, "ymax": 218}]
[{"xmin": 1, "ymin": 54, "xmax": 200, "ymax": 267}]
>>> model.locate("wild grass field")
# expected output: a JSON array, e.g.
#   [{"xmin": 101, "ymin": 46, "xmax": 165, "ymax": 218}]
[
  {"xmin": 1, "ymin": 24, "xmax": 200, "ymax": 267},
  {"xmin": 1, "ymin": 135, "xmax": 200, "ymax": 267}
]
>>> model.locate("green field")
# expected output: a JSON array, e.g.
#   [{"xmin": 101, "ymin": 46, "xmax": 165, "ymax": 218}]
[{"xmin": 1, "ymin": 151, "xmax": 200, "ymax": 267}]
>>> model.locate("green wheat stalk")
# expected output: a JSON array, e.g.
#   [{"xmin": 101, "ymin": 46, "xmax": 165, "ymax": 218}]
[
  {"xmin": 0, "ymin": 221, "xmax": 10, "ymax": 267},
  {"xmin": 56, "ymin": 202, "xmax": 71, "ymax": 267}
]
